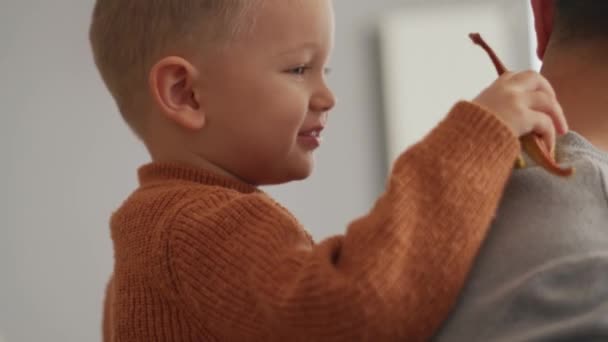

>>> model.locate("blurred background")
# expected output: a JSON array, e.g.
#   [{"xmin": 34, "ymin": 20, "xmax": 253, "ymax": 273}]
[{"xmin": 0, "ymin": 0, "xmax": 540, "ymax": 341}]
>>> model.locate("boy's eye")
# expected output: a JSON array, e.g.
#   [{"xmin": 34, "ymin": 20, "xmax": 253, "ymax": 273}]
[
  {"xmin": 286, "ymin": 66, "xmax": 332, "ymax": 76},
  {"xmin": 288, "ymin": 66, "xmax": 310, "ymax": 75}
]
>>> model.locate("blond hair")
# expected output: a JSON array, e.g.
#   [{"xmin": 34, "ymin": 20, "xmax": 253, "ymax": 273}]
[{"xmin": 89, "ymin": 0, "xmax": 257, "ymax": 132}]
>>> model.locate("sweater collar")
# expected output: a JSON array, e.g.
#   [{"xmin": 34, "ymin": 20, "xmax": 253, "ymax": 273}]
[{"xmin": 138, "ymin": 162, "xmax": 259, "ymax": 194}]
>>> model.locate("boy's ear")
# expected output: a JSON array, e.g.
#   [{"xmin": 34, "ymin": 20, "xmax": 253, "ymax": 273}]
[
  {"xmin": 531, "ymin": 0, "xmax": 555, "ymax": 60},
  {"xmin": 149, "ymin": 56, "xmax": 205, "ymax": 130}
]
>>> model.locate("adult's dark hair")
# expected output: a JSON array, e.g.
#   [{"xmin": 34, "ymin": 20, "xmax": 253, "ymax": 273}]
[{"xmin": 554, "ymin": 0, "xmax": 608, "ymax": 42}]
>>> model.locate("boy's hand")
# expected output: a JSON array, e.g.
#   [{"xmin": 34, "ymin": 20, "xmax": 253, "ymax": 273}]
[{"xmin": 473, "ymin": 70, "xmax": 568, "ymax": 152}]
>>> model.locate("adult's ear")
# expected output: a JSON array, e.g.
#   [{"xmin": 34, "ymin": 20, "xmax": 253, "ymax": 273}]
[{"xmin": 531, "ymin": 0, "xmax": 556, "ymax": 60}]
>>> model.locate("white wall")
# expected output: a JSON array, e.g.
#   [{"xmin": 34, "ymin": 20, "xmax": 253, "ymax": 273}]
[
  {"xmin": 379, "ymin": 0, "xmax": 536, "ymax": 164},
  {"xmin": 1, "ymin": 1, "xmax": 148, "ymax": 341},
  {"xmin": 0, "ymin": 0, "xmax": 535, "ymax": 341}
]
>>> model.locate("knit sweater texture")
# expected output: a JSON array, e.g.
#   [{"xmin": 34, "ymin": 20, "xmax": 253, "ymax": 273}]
[{"xmin": 102, "ymin": 101, "xmax": 520, "ymax": 341}]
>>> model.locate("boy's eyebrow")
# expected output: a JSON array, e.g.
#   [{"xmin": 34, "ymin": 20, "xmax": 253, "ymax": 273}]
[{"xmin": 275, "ymin": 42, "xmax": 322, "ymax": 56}]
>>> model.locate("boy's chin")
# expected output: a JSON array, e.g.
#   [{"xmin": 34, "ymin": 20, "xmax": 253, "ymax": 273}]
[
  {"xmin": 289, "ymin": 167, "xmax": 314, "ymax": 182},
  {"xmin": 291, "ymin": 158, "xmax": 315, "ymax": 181},
  {"xmin": 269, "ymin": 161, "xmax": 315, "ymax": 185}
]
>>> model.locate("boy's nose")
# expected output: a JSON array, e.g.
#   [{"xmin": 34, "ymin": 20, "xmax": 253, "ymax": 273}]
[{"xmin": 311, "ymin": 84, "xmax": 336, "ymax": 113}]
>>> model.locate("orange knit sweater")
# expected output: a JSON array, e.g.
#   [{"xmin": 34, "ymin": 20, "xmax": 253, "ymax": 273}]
[{"xmin": 103, "ymin": 101, "xmax": 520, "ymax": 341}]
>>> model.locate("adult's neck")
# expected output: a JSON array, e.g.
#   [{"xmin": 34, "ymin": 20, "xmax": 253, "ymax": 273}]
[{"xmin": 541, "ymin": 41, "xmax": 608, "ymax": 151}]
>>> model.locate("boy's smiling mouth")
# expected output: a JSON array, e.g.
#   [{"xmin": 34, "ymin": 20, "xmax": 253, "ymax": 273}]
[{"xmin": 298, "ymin": 126, "xmax": 325, "ymax": 149}]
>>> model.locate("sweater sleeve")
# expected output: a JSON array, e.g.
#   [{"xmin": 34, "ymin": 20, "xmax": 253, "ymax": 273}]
[{"xmin": 158, "ymin": 101, "xmax": 521, "ymax": 341}]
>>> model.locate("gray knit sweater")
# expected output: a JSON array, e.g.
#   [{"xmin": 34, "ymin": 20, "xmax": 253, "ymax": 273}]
[{"xmin": 435, "ymin": 132, "xmax": 608, "ymax": 342}]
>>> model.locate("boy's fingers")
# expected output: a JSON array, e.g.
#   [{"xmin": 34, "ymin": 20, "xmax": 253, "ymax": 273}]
[
  {"xmin": 516, "ymin": 73, "xmax": 569, "ymax": 134},
  {"xmin": 510, "ymin": 70, "xmax": 557, "ymax": 99},
  {"xmin": 533, "ymin": 112, "xmax": 557, "ymax": 154},
  {"xmin": 529, "ymin": 91, "xmax": 568, "ymax": 135}
]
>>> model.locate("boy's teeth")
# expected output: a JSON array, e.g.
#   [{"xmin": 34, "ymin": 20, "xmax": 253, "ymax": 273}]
[{"xmin": 300, "ymin": 130, "xmax": 322, "ymax": 138}]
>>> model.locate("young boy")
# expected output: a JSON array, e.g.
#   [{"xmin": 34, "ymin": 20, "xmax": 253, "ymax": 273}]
[
  {"xmin": 435, "ymin": 1, "xmax": 608, "ymax": 340},
  {"xmin": 89, "ymin": 0, "xmax": 566, "ymax": 340}
]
